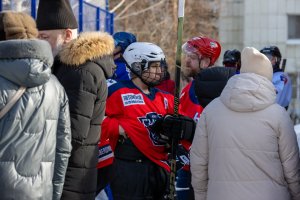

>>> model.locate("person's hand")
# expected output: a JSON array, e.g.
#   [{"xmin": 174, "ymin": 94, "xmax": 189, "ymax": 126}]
[
  {"xmin": 162, "ymin": 115, "xmax": 196, "ymax": 141},
  {"xmin": 119, "ymin": 125, "xmax": 127, "ymax": 139},
  {"xmin": 149, "ymin": 114, "xmax": 196, "ymax": 143}
]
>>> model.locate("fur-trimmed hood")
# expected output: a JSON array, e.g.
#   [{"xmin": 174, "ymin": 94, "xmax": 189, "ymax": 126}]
[{"xmin": 59, "ymin": 31, "xmax": 114, "ymax": 66}]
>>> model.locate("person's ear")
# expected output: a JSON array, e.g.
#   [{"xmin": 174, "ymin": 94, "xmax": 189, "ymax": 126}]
[
  {"xmin": 201, "ymin": 57, "xmax": 211, "ymax": 68},
  {"xmin": 64, "ymin": 29, "xmax": 73, "ymax": 44}
]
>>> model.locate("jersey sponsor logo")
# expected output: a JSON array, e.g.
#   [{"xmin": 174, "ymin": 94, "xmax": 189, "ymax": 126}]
[
  {"xmin": 107, "ymin": 79, "xmax": 117, "ymax": 87},
  {"xmin": 138, "ymin": 112, "xmax": 164, "ymax": 146},
  {"xmin": 122, "ymin": 93, "xmax": 145, "ymax": 106}
]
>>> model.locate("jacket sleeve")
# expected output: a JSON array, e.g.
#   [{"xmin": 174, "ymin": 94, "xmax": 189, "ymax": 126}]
[
  {"xmin": 273, "ymin": 72, "xmax": 292, "ymax": 107},
  {"xmin": 101, "ymin": 84, "xmax": 124, "ymax": 149},
  {"xmin": 52, "ymin": 90, "xmax": 72, "ymax": 200},
  {"xmin": 278, "ymin": 110, "xmax": 300, "ymax": 200},
  {"xmin": 190, "ymin": 111, "xmax": 208, "ymax": 200}
]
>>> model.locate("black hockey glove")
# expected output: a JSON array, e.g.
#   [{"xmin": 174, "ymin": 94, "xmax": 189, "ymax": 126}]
[
  {"xmin": 149, "ymin": 114, "xmax": 196, "ymax": 143},
  {"xmin": 148, "ymin": 117, "xmax": 171, "ymax": 145},
  {"xmin": 176, "ymin": 144, "xmax": 190, "ymax": 169}
]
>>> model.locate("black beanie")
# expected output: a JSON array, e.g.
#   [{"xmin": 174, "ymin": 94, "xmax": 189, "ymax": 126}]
[{"xmin": 36, "ymin": 0, "xmax": 78, "ymax": 30}]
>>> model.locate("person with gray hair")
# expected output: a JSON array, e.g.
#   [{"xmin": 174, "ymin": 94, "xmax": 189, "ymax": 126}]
[
  {"xmin": 0, "ymin": 11, "xmax": 71, "ymax": 200},
  {"xmin": 36, "ymin": 0, "xmax": 78, "ymax": 57},
  {"xmin": 191, "ymin": 47, "xmax": 300, "ymax": 200},
  {"xmin": 36, "ymin": 1, "xmax": 115, "ymax": 199}
]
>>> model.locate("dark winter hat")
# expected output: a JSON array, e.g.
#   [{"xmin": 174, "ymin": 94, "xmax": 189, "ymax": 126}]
[
  {"xmin": 36, "ymin": 0, "xmax": 78, "ymax": 30},
  {"xmin": 0, "ymin": 11, "xmax": 38, "ymax": 41}
]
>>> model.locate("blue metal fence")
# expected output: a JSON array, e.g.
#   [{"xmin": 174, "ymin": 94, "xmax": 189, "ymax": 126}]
[
  {"xmin": 78, "ymin": 0, "xmax": 114, "ymax": 33},
  {"xmin": 0, "ymin": 0, "xmax": 114, "ymax": 34}
]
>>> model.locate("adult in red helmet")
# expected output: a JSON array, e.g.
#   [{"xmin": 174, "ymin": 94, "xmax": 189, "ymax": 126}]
[
  {"xmin": 180, "ymin": 36, "xmax": 221, "ymax": 120},
  {"xmin": 177, "ymin": 36, "xmax": 221, "ymax": 200}
]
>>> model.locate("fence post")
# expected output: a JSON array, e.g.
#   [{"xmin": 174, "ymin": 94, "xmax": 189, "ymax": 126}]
[
  {"xmin": 79, "ymin": 0, "xmax": 83, "ymax": 32},
  {"xmin": 31, "ymin": 0, "xmax": 36, "ymax": 19},
  {"xmin": 110, "ymin": 13, "xmax": 114, "ymax": 34}
]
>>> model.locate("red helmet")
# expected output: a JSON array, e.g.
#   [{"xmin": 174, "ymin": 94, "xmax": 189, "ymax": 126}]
[{"xmin": 182, "ymin": 36, "xmax": 221, "ymax": 66}]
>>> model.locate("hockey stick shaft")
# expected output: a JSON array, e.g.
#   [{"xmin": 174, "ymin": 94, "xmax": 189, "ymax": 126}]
[{"xmin": 168, "ymin": 1, "xmax": 185, "ymax": 199}]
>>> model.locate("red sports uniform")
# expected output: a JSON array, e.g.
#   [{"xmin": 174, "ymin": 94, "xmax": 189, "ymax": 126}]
[
  {"xmin": 179, "ymin": 80, "xmax": 203, "ymax": 121},
  {"xmin": 100, "ymin": 79, "xmax": 174, "ymax": 171},
  {"xmin": 179, "ymin": 80, "xmax": 204, "ymax": 170}
]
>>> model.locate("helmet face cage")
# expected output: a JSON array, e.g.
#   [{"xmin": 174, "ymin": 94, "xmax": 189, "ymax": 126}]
[
  {"xmin": 123, "ymin": 42, "xmax": 167, "ymax": 87},
  {"xmin": 182, "ymin": 42, "xmax": 201, "ymax": 58},
  {"xmin": 141, "ymin": 59, "xmax": 168, "ymax": 87}
]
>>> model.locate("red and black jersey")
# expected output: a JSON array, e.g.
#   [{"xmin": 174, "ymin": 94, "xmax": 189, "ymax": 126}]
[
  {"xmin": 101, "ymin": 79, "xmax": 174, "ymax": 171},
  {"xmin": 179, "ymin": 80, "xmax": 204, "ymax": 170},
  {"xmin": 179, "ymin": 80, "xmax": 203, "ymax": 121}
]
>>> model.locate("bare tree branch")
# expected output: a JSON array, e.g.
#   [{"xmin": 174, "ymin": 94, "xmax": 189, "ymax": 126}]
[
  {"xmin": 115, "ymin": 0, "xmax": 138, "ymax": 19},
  {"xmin": 110, "ymin": 0, "xmax": 126, "ymax": 13},
  {"xmin": 115, "ymin": 0, "xmax": 166, "ymax": 21},
  {"xmin": 111, "ymin": 0, "xmax": 220, "ymax": 79}
]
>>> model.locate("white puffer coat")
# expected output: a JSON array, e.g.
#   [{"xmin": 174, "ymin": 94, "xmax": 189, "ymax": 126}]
[{"xmin": 191, "ymin": 73, "xmax": 300, "ymax": 200}]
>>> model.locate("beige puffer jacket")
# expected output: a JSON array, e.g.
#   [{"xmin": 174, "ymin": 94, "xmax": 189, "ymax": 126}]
[{"xmin": 190, "ymin": 73, "xmax": 300, "ymax": 200}]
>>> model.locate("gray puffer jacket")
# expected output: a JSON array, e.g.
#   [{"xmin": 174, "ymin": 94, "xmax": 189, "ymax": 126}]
[{"xmin": 0, "ymin": 39, "xmax": 72, "ymax": 200}]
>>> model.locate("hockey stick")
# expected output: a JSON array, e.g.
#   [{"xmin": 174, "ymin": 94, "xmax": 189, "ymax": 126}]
[
  {"xmin": 281, "ymin": 58, "xmax": 287, "ymax": 72},
  {"xmin": 168, "ymin": 0, "xmax": 185, "ymax": 199}
]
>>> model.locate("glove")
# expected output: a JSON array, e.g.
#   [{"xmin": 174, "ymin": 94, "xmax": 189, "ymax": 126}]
[
  {"xmin": 162, "ymin": 115, "xmax": 196, "ymax": 141},
  {"xmin": 148, "ymin": 118, "xmax": 171, "ymax": 145},
  {"xmin": 149, "ymin": 115, "xmax": 196, "ymax": 142},
  {"xmin": 176, "ymin": 144, "xmax": 190, "ymax": 169}
]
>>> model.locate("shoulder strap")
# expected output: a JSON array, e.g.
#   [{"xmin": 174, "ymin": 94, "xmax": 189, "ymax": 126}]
[{"xmin": 0, "ymin": 86, "xmax": 26, "ymax": 119}]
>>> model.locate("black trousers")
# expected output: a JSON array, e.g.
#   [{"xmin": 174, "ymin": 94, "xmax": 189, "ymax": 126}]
[{"xmin": 110, "ymin": 138, "xmax": 169, "ymax": 200}]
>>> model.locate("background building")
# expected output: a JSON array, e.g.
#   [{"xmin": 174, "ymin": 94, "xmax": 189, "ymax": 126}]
[
  {"xmin": 219, "ymin": 0, "xmax": 300, "ymax": 122},
  {"xmin": 219, "ymin": 0, "xmax": 300, "ymax": 73}
]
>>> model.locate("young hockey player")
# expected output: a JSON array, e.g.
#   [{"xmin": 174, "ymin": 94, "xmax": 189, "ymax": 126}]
[{"xmin": 100, "ymin": 42, "xmax": 195, "ymax": 200}]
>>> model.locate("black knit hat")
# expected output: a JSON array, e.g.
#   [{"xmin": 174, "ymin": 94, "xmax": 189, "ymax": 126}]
[{"xmin": 36, "ymin": 0, "xmax": 78, "ymax": 30}]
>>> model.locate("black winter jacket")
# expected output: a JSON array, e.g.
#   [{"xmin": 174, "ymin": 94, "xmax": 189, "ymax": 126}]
[
  {"xmin": 53, "ymin": 32, "xmax": 115, "ymax": 200},
  {"xmin": 194, "ymin": 67, "xmax": 236, "ymax": 108}
]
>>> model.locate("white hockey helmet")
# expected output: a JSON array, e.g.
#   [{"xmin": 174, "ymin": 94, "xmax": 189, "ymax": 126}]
[{"xmin": 123, "ymin": 42, "xmax": 167, "ymax": 86}]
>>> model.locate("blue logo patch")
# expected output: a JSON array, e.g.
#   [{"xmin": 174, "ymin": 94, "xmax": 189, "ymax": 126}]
[{"xmin": 138, "ymin": 112, "xmax": 164, "ymax": 146}]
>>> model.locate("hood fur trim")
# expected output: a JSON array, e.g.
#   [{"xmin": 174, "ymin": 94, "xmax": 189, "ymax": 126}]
[{"xmin": 59, "ymin": 31, "xmax": 114, "ymax": 66}]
